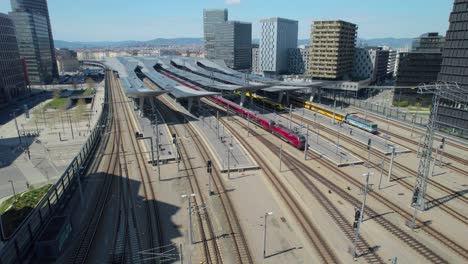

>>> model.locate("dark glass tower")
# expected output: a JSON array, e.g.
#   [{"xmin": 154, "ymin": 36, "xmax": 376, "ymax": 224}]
[
  {"xmin": 203, "ymin": 9, "xmax": 228, "ymax": 60},
  {"xmin": 0, "ymin": 13, "xmax": 26, "ymax": 105},
  {"xmin": 437, "ymin": 0, "xmax": 468, "ymax": 132},
  {"xmin": 10, "ymin": 0, "xmax": 58, "ymax": 84}
]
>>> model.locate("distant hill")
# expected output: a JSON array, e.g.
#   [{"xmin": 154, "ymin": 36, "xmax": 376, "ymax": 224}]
[
  {"xmin": 55, "ymin": 37, "xmax": 413, "ymax": 50},
  {"xmin": 357, "ymin": 38, "xmax": 413, "ymax": 49},
  {"xmin": 55, "ymin": 38, "xmax": 203, "ymax": 49}
]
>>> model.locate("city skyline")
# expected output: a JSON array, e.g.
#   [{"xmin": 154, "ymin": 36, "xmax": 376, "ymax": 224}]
[{"xmin": 0, "ymin": 0, "xmax": 452, "ymax": 42}]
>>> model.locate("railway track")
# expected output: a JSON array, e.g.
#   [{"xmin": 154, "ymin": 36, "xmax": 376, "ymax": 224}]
[
  {"xmin": 349, "ymin": 106, "xmax": 468, "ymax": 166},
  {"xmin": 289, "ymin": 113, "xmax": 468, "ymax": 225},
  {"xmin": 285, "ymin": 112, "xmax": 468, "ymax": 261},
  {"xmin": 158, "ymin": 95, "xmax": 254, "ymax": 264},
  {"xmin": 219, "ymin": 111, "xmax": 458, "ymax": 263},
  {"xmin": 66, "ymin": 71, "xmax": 122, "ymax": 264},
  {"xmin": 199, "ymin": 101, "xmax": 343, "ymax": 263},
  {"xmin": 113, "ymin": 73, "xmax": 164, "ymax": 260},
  {"xmin": 157, "ymin": 99, "xmax": 222, "ymax": 264}
]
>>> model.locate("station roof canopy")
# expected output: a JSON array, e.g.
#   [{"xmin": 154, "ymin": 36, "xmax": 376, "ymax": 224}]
[
  {"xmin": 136, "ymin": 58, "xmax": 219, "ymax": 99},
  {"xmin": 105, "ymin": 57, "xmax": 218, "ymax": 99},
  {"xmin": 104, "ymin": 57, "xmax": 167, "ymax": 98},
  {"xmin": 157, "ymin": 57, "xmax": 273, "ymax": 91}
]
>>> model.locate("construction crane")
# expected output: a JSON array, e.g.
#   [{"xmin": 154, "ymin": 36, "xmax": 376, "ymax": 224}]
[{"xmin": 408, "ymin": 82, "xmax": 468, "ymax": 229}]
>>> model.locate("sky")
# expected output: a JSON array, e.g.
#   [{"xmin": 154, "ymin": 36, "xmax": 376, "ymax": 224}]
[{"xmin": 0, "ymin": 0, "xmax": 453, "ymax": 42}]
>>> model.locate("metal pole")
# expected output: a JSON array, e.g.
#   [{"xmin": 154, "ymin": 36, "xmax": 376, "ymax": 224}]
[
  {"xmin": 68, "ymin": 113, "xmax": 74, "ymax": 139},
  {"xmin": 289, "ymin": 104, "xmax": 292, "ymax": 130},
  {"xmin": 379, "ymin": 156, "xmax": 385, "ymax": 190},
  {"xmin": 188, "ymin": 197, "xmax": 193, "ymax": 244},
  {"xmin": 247, "ymin": 115, "xmax": 250, "ymax": 137},
  {"xmin": 316, "ymin": 123, "xmax": 320, "ymax": 144},
  {"xmin": 179, "ymin": 244, "xmax": 183, "ymax": 264},
  {"xmin": 156, "ymin": 121, "xmax": 161, "ymax": 181},
  {"xmin": 332, "ymin": 96, "xmax": 336, "ymax": 124},
  {"xmin": 410, "ymin": 114, "xmax": 416, "ymax": 137},
  {"xmin": 208, "ymin": 172, "xmax": 212, "ymax": 196},
  {"xmin": 279, "ymin": 144, "xmax": 283, "ymax": 171},
  {"xmin": 150, "ymin": 137, "xmax": 154, "ymax": 167},
  {"xmin": 8, "ymin": 180, "xmax": 17, "ymax": 202},
  {"xmin": 304, "ymin": 133, "xmax": 309, "ymax": 160},
  {"xmin": 227, "ymin": 148, "xmax": 232, "ymax": 179},
  {"xmin": 12, "ymin": 111, "xmax": 22, "ymax": 144},
  {"xmin": 263, "ymin": 212, "xmax": 273, "ymax": 258},
  {"xmin": 387, "ymin": 147, "xmax": 395, "ymax": 182},
  {"xmin": 217, "ymin": 111, "xmax": 220, "ymax": 139},
  {"xmin": 352, "ymin": 172, "xmax": 370, "ymax": 259}
]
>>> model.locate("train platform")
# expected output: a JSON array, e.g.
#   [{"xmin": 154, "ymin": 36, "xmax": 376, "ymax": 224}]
[
  {"xmin": 254, "ymin": 109, "xmax": 363, "ymax": 167},
  {"xmin": 165, "ymin": 98, "xmax": 259, "ymax": 174},
  {"xmin": 293, "ymin": 106, "xmax": 411, "ymax": 155},
  {"xmin": 131, "ymin": 103, "xmax": 176, "ymax": 163}
]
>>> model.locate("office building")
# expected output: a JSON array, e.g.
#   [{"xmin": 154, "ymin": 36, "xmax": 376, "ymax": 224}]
[
  {"xmin": 386, "ymin": 49, "xmax": 397, "ymax": 77},
  {"xmin": 56, "ymin": 49, "xmax": 80, "ymax": 74},
  {"xmin": 288, "ymin": 45, "xmax": 310, "ymax": 75},
  {"xmin": 0, "ymin": 13, "xmax": 26, "ymax": 105},
  {"xmin": 353, "ymin": 47, "xmax": 389, "ymax": 84},
  {"xmin": 438, "ymin": 0, "xmax": 468, "ymax": 131},
  {"xmin": 214, "ymin": 21, "xmax": 252, "ymax": 69},
  {"xmin": 252, "ymin": 46, "xmax": 260, "ymax": 74},
  {"xmin": 9, "ymin": 0, "xmax": 58, "ymax": 84},
  {"xmin": 203, "ymin": 9, "xmax": 228, "ymax": 60},
  {"xmin": 395, "ymin": 33, "xmax": 444, "ymax": 87},
  {"xmin": 308, "ymin": 20, "xmax": 357, "ymax": 80},
  {"xmin": 394, "ymin": 33, "xmax": 444, "ymax": 105},
  {"xmin": 259, "ymin": 17, "xmax": 298, "ymax": 76}
]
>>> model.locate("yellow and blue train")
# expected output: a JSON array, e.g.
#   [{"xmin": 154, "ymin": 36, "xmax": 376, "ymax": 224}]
[
  {"xmin": 291, "ymin": 97, "xmax": 378, "ymax": 134},
  {"xmin": 234, "ymin": 91, "xmax": 285, "ymax": 111}
]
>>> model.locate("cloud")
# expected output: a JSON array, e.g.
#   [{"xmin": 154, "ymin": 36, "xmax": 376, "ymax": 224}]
[{"xmin": 225, "ymin": 0, "xmax": 240, "ymax": 5}]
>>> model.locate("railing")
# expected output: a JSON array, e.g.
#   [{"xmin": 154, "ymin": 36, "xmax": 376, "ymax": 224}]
[{"xmin": 0, "ymin": 70, "xmax": 110, "ymax": 264}]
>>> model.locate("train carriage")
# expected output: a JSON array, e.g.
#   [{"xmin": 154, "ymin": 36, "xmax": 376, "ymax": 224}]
[{"xmin": 345, "ymin": 114, "xmax": 378, "ymax": 134}]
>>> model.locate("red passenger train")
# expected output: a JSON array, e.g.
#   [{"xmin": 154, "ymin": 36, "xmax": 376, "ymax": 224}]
[{"xmin": 159, "ymin": 70, "xmax": 307, "ymax": 150}]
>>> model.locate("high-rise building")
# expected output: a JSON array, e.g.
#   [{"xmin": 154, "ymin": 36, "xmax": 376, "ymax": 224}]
[
  {"xmin": 203, "ymin": 9, "xmax": 228, "ymax": 60},
  {"xmin": 10, "ymin": 0, "xmax": 58, "ymax": 84},
  {"xmin": 386, "ymin": 49, "xmax": 397, "ymax": 77},
  {"xmin": 214, "ymin": 21, "xmax": 252, "ymax": 69},
  {"xmin": 308, "ymin": 20, "xmax": 357, "ymax": 80},
  {"xmin": 353, "ymin": 47, "xmax": 389, "ymax": 84},
  {"xmin": 288, "ymin": 45, "xmax": 310, "ymax": 75},
  {"xmin": 394, "ymin": 33, "xmax": 444, "ymax": 105},
  {"xmin": 259, "ymin": 17, "xmax": 298, "ymax": 76},
  {"xmin": 0, "ymin": 13, "xmax": 26, "ymax": 105},
  {"xmin": 56, "ymin": 48, "xmax": 80, "ymax": 74},
  {"xmin": 251, "ymin": 46, "xmax": 260, "ymax": 74},
  {"xmin": 437, "ymin": 0, "xmax": 468, "ymax": 131}
]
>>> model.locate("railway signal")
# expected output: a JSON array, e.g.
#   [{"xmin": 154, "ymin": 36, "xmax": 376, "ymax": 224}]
[{"xmin": 352, "ymin": 172, "xmax": 371, "ymax": 260}]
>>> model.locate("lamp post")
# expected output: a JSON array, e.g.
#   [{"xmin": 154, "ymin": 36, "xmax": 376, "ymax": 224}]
[
  {"xmin": 181, "ymin": 194, "xmax": 196, "ymax": 244},
  {"xmin": 263, "ymin": 211, "xmax": 273, "ymax": 258},
  {"xmin": 227, "ymin": 147, "xmax": 233, "ymax": 179},
  {"xmin": 11, "ymin": 110, "xmax": 22, "ymax": 144},
  {"xmin": 8, "ymin": 180, "xmax": 16, "ymax": 202}
]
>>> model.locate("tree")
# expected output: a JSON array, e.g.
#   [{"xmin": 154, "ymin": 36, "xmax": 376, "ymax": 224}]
[
  {"xmin": 53, "ymin": 89, "xmax": 61, "ymax": 99},
  {"xmin": 85, "ymin": 77, "xmax": 95, "ymax": 90},
  {"xmin": 74, "ymin": 98, "xmax": 86, "ymax": 122}
]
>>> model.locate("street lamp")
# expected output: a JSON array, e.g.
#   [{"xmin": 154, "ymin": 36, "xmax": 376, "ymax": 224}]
[
  {"xmin": 227, "ymin": 147, "xmax": 233, "ymax": 179},
  {"xmin": 181, "ymin": 194, "xmax": 196, "ymax": 244},
  {"xmin": 8, "ymin": 180, "xmax": 17, "ymax": 203},
  {"xmin": 263, "ymin": 211, "xmax": 273, "ymax": 258}
]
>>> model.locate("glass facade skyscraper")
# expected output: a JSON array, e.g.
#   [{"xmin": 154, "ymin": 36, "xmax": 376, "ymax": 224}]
[
  {"xmin": 203, "ymin": 9, "xmax": 228, "ymax": 60},
  {"xmin": 0, "ymin": 13, "xmax": 26, "ymax": 105},
  {"xmin": 10, "ymin": 0, "xmax": 58, "ymax": 84},
  {"xmin": 437, "ymin": 0, "xmax": 468, "ymax": 132},
  {"xmin": 214, "ymin": 21, "xmax": 252, "ymax": 69}
]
